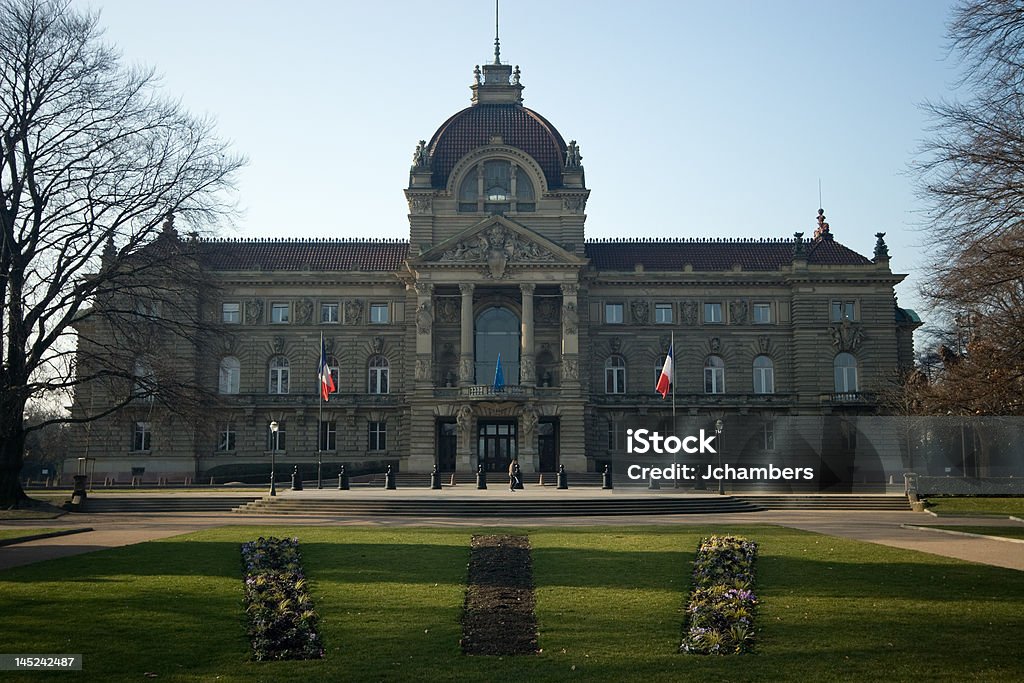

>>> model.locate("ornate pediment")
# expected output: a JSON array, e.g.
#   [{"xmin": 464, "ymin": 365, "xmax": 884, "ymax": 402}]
[{"xmin": 414, "ymin": 217, "xmax": 579, "ymax": 279}]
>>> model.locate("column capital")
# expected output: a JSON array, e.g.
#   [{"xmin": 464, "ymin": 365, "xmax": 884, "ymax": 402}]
[
  {"xmin": 459, "ymin": 283, "xmax": 475, "ymax": 295},
  {"xmin": 413, "ymin": 282, "xmax": 434, "ymax": 296},
  {"xmin": 560, "ymin": 283, "xmax": 578, "ymax": 297},
  {"xmin": 520, "ymin": 282, "xmax": 536, "ymax": 295}
]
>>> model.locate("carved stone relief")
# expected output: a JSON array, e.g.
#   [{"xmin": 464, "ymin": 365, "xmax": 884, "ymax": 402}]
[
  {"xmin": 459, "ymin": 357, "xmax": 474, "ymax": 382},
  {"xmin": 439, "ymin": 225, "xmax": 555, "ymax": 279},
  {"xmin": 829, "ymin": 322, "xmax": 865, "ymax": 352},
  {"xmin": 681, "ymin": 301, "xmax": 698, "ymax": 326},
  {"xmin": 272, "ymin": 336, "xmax": 286, "ymax": 354},
  {"xmin": 757, "ymin": 335, "xmax": 771, "ymax": 355},
  {"xmin": 416, "ymin": 301, "xmax": 433, "ymax": 335},
  {"xmin": 414, "ymin": 357, "xmax": 431, "ymax": 381},
  {"xmin": 372, "ymin": 336, "xmax": 384, "ymax": 354},
  {"xmin": 408, "ymin": 195, "xmax": 433, "ymax": 214},
  {"xmin": 562, "ymin": 357, "xmax": 579, "ymax": 380},
  {"xmin": 245, "ymin": 299, "xmax": 263, "ymax": 325},
  {"xmin": 562, "ymin": 302, "xmax": 579, "ymax": 335},
  {"xmin": 710, "ymin": 337, "xmax": 722, "ymax": 354},
  {"xmin": 295, "ymin": 298, "xmax": 314, "ymax": 325},
  {"xmin": 730, "ymin": 300, "xmax": 748, "ymax": 325},
  {"xmin": 435, "ymin": 298, "xmax": 459, "ymax": 323},
  {"xmin": 609, "ymin": 336, "xmax": 622, "ymax": 353},
  {"xmin": 535, "ymin": 299, "xmax": 560, "ymax": 324},
  {"xmin": 631, "ymin": 301, "xmax": 650, "ymax": 324},
  {"xmin": 520, "ymin": 356, "xmax": 535, "ymax": 380},
  {"xmin": 344, "ymin": 300, "xmax": 363, "ymax": 325}
]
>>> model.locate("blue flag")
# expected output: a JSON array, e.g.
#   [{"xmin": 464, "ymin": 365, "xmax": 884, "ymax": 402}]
[{"xmin": 493, "ymin": 353, "xmax": 505, "ymax": 392}]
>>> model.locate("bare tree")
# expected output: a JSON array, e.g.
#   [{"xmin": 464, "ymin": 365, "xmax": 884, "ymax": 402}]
[
  {"xmin": 914, "ymin": 0, "xmax": 1024, "ymax": 414},
  {"xmin": 0, "ymin": 0, "xmax": 244, "ymax": 507}
]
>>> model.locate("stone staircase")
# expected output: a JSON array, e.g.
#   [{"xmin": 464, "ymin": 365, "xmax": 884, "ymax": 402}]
[
  {"xmin": 74, "ymin": 496, "xmax": 262, "ymax": 513},
  {"xmin": 732, "ymin": 495, "xmax": 911, "ymax": 511},
  {"xmin": 233, "ymin": 495, "xmax": 761, "ymax": 517}
]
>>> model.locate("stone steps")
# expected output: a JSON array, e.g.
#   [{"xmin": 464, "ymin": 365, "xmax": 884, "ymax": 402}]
[
  {"xmin": 733, "ymin": 495, "xmax": 911, "ymax": 511},
  {"xmin": 233, "ymin": 496, "xmax": 760, "ymax": 516},
  {"xmin": 74, "ymin": 496, "xmax": 262, "ymax": 513}
]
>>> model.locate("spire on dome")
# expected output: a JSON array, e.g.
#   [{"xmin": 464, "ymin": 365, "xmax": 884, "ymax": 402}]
[
  {"xmin": 470, "ymin": 4, "xmax": 523, "ymax": 106},
  {"xmin": 493, "ymin": 0, "xmax": 501, "ymax": 65}
]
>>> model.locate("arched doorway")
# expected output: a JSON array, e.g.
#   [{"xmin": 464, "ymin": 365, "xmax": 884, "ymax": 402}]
[{"xmin": 475, "ymin": 306, "xmax": 520, "ymax": 383}]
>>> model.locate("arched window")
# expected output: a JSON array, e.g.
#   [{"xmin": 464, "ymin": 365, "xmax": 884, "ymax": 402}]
[
  {"xmin": 133, "ymin": 359, "xmax": 154, "ymax": 400},
  {"xmin": 752, "ymin": 355, "xmax": 774, "ymax": 394},
  {"xmin": 368, "ymin": 355, "xmax": 389, "ymax": 394},
  {"xmin": 475, "ymin": 307, "xmax": 520, "ymax": 384},
  {"xmin": 268, "ymin": 356, "xmax": 289, "ymax": 394},
  {"xmin": 219, "ymin": 356, "xmax": 240, "ymax": 394},
  {"xmin": 458, "ymin": 160, "xmax": 536, "ymax": 213},
  {"xmin": 834, "ymin": 353, "xmax": 858, "ymax": 393},
  {"xmin": 704, "ymin": 355, "xmax": 726, "ymax": 394},
  {"xmin": 326, "ymin": 355, "xmax": 340, "ymax": 394},
  {"xmin": 605, "ymin": 355, "xmax": 626, "ymax": 394}
]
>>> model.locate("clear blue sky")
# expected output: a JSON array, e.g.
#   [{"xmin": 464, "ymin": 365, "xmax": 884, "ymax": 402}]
[{"xmin": 78, "ymin": 0, "xmax": 961, "ymax": 315}]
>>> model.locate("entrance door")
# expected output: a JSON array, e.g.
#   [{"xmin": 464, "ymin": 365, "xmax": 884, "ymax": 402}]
[
  {"xmin": 477, "ymin": 421, "xmax": 518, "ymax": 472},
  {"xmin": 437, "ymin": 420, "xmax": 457, "ymax": 471},
  {"xmin": 538, "ymin": 419, "xmax": 558, "ymax": 472}
]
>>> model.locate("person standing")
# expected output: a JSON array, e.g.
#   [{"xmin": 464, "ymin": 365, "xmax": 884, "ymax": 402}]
[{"xmin": 509, "ymin": 458, "xmax": 519, "ymax": 492}]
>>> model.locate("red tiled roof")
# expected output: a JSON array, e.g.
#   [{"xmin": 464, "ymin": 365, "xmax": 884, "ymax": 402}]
[
  {"xmin": 198, "ymin": 239, "xmax": 410, "ymax": 272},
  {"xmin": 584, "ymin": 237, "xmax": 872, "ymax": 271},
  {"xmin": 427, "ymin": 104, "xmax": 567, "ymax": 190}
]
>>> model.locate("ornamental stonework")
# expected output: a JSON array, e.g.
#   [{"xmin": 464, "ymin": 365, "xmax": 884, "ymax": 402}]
[
  {"xmin": 439, "ymin": 226, "xmax": 556, "ymax": 279},
  {"xmin": 344, "ymin": 300, "xmax": 363, "ymax": 325},
  {"xmin": 245, "ymin": 299, "xmax": 263, "ymax": 325},
  {"xmin": 631, "ymin": 301, "xmax": 649, "ymax": 324}
]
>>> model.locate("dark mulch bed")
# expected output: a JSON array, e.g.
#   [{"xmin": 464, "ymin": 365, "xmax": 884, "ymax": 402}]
[{"xmin": 461, "ymin": 534, "xmax": 539, "ymax": 656}]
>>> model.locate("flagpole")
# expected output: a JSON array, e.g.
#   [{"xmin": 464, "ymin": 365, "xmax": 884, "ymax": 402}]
[
  {"xmin": 671, "ymin": 331, "xmax": 676, "ymax": 419},
  {"xmin": 318, "ymin": 331, "xmax": 324, "ymax": 489}
]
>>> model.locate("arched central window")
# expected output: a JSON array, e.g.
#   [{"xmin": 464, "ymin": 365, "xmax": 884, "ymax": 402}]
[
  {"xmin": 704, "ymin": 355, "xmax": 726, "ymax": 394},
  {"xmin": 475, "ymin": 307, "xmax": 520, "ymax": 384},
  {"xmin": 458, "ymin": 160, "xmax": 536, "ymax": 213},
  {"xmin": 605, "ymin": 355, "xmax": 626, "ymax": 394},
  {"xmin": 752, "ymin": 355, "xmax": 774, "ymax": 394},
  {"xmin": 834, "ymin": 353, "xmax": 858, "ymax": 393},
  {"xmin": 219, "ymin": 356, "xmax": 240, "ymax": 394},
  {"xmin": 268, "ymin": 356, "xmax": 289, "ymax": 394}
]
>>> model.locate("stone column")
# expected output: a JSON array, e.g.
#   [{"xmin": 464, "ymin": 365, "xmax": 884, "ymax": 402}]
[
  {"xmin": 459, "ymin": 283, "xmax": 475, "ymax": 386},
  {"xmin": 413, "ymin": 282, "xmax": 433, "ymax": 387},
  {"xmin": 520, "ymin": 283, "xmax": 535, "ymax": 386},
  {"xmin": 560, "ymin": 283, "xmax": 580, "ymax": 387}
]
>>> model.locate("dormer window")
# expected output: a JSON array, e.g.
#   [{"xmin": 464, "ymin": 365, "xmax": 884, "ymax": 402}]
[{"xmin": 458, "ymin": 160, "xmax": 535, "ymax": 213}]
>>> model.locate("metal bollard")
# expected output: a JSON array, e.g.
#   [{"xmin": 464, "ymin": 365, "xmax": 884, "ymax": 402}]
[
  {"xmin": 385, "ymin": 464, "xmax": 397, "ymax": 490},
  {"xmin": 602, "ymin": 464, "xmax": 613, "ymax": 489},
  {"xmin": 337, "ymin": 464, "xmax": 350, "ymax": 490},
  {"xmin": 557, "ymin": 464, "xmax": 568, "ymax": 489},
  {"xmin": 430, "ymin": 465, "xmax": 442, "ymax": 490},
  {"xmin": 291, "ymin": 465, "xmax": 303, "ymax": 491},
  {"xmin": 476, "ymin": 464, "xmax": 487, "ymax": 490}
]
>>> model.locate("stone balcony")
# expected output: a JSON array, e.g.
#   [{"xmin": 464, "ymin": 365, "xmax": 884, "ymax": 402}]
[{"xmin": 433, "ymin": 385, "xmax": 534, "ymax": 401}]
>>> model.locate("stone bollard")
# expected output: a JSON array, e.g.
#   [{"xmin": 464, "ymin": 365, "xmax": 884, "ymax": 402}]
[
  {"xmin": 557, "ymin": 464, "xmax": 568, "ymax": 490},
  {"xmin": 430, "ymin": 465, "xmax": 442, "ymax": 490},
  {"xmin": 384, "ymin": 464, "xmax": 397, "ymax": 490},
  {"xmin": 337, "ymin": 464, "xmax": 350, "ymax": 490},
  {"xmin": 449, "ymin": 472, "xmax": 457, "ymax": 486},
  {"xmin": 209, "ymin": 477, "xmax": 215, "ymax": 486},
  {"xmin": 513, "ymin": 463, "xmax": 524, "ymax": 490},
  {"xmin": 476, "ymin": 465, "xmax": 487, "ymax": 490},
  {"xmin": 291, "ymin": 466, "xmax": 303, "ymax": 491},
  {"xmin": 648, "ymin": 474, "xmax": 661, "ymax": 490}
]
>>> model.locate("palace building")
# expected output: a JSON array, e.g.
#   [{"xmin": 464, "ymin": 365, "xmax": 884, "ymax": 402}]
[{"xmin": 66, "ymin": 50, "xmax": 920, "ymax": 487}]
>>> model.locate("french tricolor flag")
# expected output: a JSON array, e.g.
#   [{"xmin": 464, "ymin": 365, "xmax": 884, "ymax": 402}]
[
  {"xmin": 318, "ymin": 335, "xmax": 335, "ymax": 401},
  {"xmin": 656, "ymin": 343, "xmax": 673, "ymax": 399}
]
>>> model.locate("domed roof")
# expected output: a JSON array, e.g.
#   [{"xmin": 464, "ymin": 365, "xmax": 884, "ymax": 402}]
[{"xmin": 427, "ymin": 103, "xmax": 567, "ymax": 191}]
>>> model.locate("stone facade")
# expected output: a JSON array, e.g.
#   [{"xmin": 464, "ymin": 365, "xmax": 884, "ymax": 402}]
[{"xmin": 66, "ymin": 58, "xmax": 920, "ymax": 484}]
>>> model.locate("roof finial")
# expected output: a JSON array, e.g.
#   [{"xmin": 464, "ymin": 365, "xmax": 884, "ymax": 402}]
[{"xmin": 494, "ymin": 0, "xmax": 501, "ymax": 64}]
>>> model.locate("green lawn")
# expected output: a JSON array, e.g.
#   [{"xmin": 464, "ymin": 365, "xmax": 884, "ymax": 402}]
[
  {"xmin": 927, "ymin": 525, "xmax": 1024, "ymax": 540},
  {"xmin": 0, "ymin": 528, "xmax": 60, "ymax": 542},
  {"xmin": 0, "ymin": 525, "xmax": 1021, "ymax": 682},
  {"xmin": 925, "ymin": 496, "xmax": 1024, "ymax": 517}
]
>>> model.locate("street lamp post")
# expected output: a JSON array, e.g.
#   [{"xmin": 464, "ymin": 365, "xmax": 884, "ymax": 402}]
[
  {"xmin": 269, "ymin": 420, "xmax": 279, "ymax": 497},
  {"xmin": 715, "ymin": 419, "xmax": 724, "ymax": 495}
]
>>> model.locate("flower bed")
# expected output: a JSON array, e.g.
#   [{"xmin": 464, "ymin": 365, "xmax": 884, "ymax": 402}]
[
  {"xmin": 680, "ymin": 535, "xmax": 758, "ymax": 655},
  {"xmin": 240, "ymin": 536, "xmax": 324, "ymax": 661}
]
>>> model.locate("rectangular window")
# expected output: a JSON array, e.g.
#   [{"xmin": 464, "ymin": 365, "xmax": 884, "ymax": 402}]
[
  {"xmin": 753, "ymin": 303, "xmax": 771, "ymax": 324},
  {"xmin": 320, "ymin": 302, "xmax": 339, "ymax": 323},
  {"xmin": 605, "ymin": 303, "xmax": 624, "ymax": 324},
  {"xmin": 831, "ymin": 300, "xmax": 856, "ymax": 322},
  {"xmin": 607, "ymin": 420, "xmax": 623, "ymax": 450},
  {"xmin": 271, "ymin": 302, "xmax": 290, "ymax": 324},
  {"xmin": 654, "ymin": 303, "xmax": 673, "ymax": 324},
  {"xmin": 368, "ymin": 421, "xmax": 387, "ymax": 451},
  {"xmin": 222, "ymin": 302, "xmax": 240, "ymax": 324},
  {"xmin": 370, "ymin": 303, "xmax": 389, "ymax": 324},
  {"xmin": 132, "ymin": 421, "xmax": 151, "ymax": 451},
  {"xmin": 319, "ymin": 420, "xmax": 337, "ymax": 451},
  {"xmin": 763, "ymin": 421, "xmax": 775, "ymax": 451},
  {"xmin": 704, "ymin": 302, "xmax": 723, "ymax": 324},
  {"xmin": 267, "ymin": 423, "xmax": 286, "ymax": 451},
  {"xmin": 218, "ymin": 422, "xmax": 236, "ymax": 452}
]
